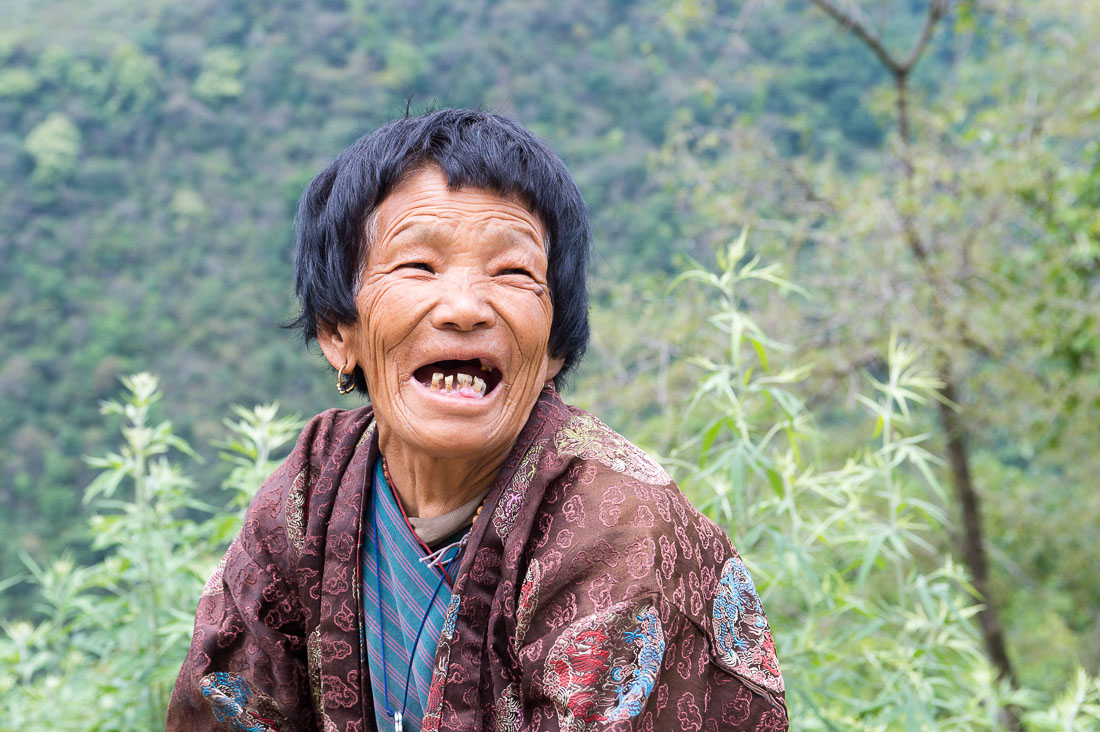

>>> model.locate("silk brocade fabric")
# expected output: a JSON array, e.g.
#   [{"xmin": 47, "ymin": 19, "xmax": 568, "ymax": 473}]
[{"xmin": 167, "ymin": 387, "xmax": 789, "ymax": 731}]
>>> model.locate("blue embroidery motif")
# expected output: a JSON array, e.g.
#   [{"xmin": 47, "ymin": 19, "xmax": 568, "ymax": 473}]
[
  {"xmin": 712, "ymin": 556, "xmax": 784, "ymax": 693},
  {"xmin": 441, "ymin": 592, "xmax": 461, "ymax": 642},
  {"xmin": 199, "ymin": 672, "xmax": 268, "ymax": 732},
  {"xmin": 605, "ymin": 606, "xmax": 666, "ymax": 721}
]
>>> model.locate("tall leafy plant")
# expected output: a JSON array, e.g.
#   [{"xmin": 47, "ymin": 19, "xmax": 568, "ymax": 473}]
[
  {"xmin": 0, "ymin": 374, "xmax": 301, "ymax": 731},
  {"xmin": 672, "ymin": 231, "xmax": 1100, "ymax": 730}
]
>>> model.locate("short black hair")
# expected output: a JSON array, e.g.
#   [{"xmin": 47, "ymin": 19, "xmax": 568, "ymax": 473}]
[{"xmin": 292, "ymin": 108, "xmax": 590, "ymax": 394}]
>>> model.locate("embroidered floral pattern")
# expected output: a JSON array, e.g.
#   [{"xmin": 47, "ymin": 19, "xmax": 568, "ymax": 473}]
[
  {"xmin": 554, "ymin": 414, "xmax": 671, "ymax": 486},
  {"xmin": 356, "ymin": 419, "xmax": 376, "ymax": 448},
  {"xmin": 423, "ymin": 593, "xmax": 462, "ymax": 732},
  {"xmin": 544, "ymin": 602, "xmax": 666, "ymax": 732},
  {"xmin": 494, "ymin": 681, "xmax": 523, "ymax": 732},
  {"xmin": 605, "ymin": 606, "xmax": 665, "ymax": 721},
  {"xmin": 422, "ymin": 645, "xmax": 450, "ymax": 732},
  {"xmin": 306, "ymin": 616, "xmax": 342, "ymax": 731},
  {"xmin": 441, "ymin": 592, "xmax": 461, "ymax": 643},
  {"xmin": 201, "ymin": 553, "xmax": 228, "ymax": 598},
  {"xmin": 712, "ymin": 556, "xmax": 784, "ymax": 693},
  {"xmin": 515, "ymin": 559, "xmax": 542, "ymax": 652},
  {"xmin": 285, "ymin": 465, "xmax": 312, "ymax": 556},
  {"xmin": 494, "ymin": 444, "xmax": 543, "ymax": 541},
  {"xmin": 306, "ymin": 629, "xmax": 324, "ymax": 710},
  {"xmin": 545, "ymin": 608, "xmax": 621, "ymax": 732}
]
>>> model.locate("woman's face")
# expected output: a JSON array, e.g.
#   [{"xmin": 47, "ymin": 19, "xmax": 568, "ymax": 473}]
[{"xmin": 328, "ymin": 166, "xmax": 562, "ymax": 460}]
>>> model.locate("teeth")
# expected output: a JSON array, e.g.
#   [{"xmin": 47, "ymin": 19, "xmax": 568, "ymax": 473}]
[
  {"xmin": 428, "ymin": 370, "xmax": 488, "ymax": 397},
  {"xmin": 480, "ymin": 363, "xmax": 494, "ymax": 373}
]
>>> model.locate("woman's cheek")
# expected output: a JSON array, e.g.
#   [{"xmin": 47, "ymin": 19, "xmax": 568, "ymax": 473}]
[
  {"xmin": 496, "ymin": 284, "xmax": 554, "ymax": 326},
  {"xmin": 362, "ymin": 282, "xmax": 420, "ymax": 335}
]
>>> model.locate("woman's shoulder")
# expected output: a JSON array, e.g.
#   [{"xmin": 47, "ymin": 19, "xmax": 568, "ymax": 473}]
[
  {"xmin": 536, "ymin": 403, "xmax": 738, "ymax": 600},
  {"xmin": 550, "ymin": 406, "xmax": 674, "ymax": 487},
  {"xmin": 263, "ymin": 405, "xmax": 375, "ymax": 490},
  {"xmin": 295, "ymin": 404, "xmax": 376, "ymax": 469},
  {"xmin": 523, "ymin": 404, "xmax": 787, "ymax": 706},
  {"xmin": 245, "ymin": 405, "xmax": 375, "ymax": 525},
  {"xmin": 546, "ymin": 404, "xmax": 730, "ymax": 560},
  {"xmin": 230, "ymin": 405, "xmax": 376, "ymax": 572}
]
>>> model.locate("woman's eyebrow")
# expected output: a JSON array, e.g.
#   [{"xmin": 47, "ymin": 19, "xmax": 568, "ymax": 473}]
[
  {"xmin": 497, "ymin": 228, "xmax": 546, "ymax": 252},
  {"xmin": 474, "ymin": 215, "xmax": 545, "ymax": 244},
  {"xmin": 382, "ymin": 218, "xmax": 451, "ymax": 245}
]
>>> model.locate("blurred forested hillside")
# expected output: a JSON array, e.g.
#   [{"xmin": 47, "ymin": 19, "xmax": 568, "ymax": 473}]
[
  {"xmin": 3, "ymin": 0, "xmax": 1099, "ymax": 709},
  {"xmin": 0, "ymin": 0, "xmax": 921, "ymax": 587}
]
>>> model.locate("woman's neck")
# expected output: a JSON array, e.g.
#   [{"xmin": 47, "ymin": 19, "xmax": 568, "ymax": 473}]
[{"xmin": 378, "ymin": 432, "xmax": 510, "ymax": 518}]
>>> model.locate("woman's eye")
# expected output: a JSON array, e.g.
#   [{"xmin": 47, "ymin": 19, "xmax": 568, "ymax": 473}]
[
  {"xmin": 397, "ymin": 262, "xmax": 433, "ymax": 273},
  {"xmin": 498, "ymin": 267, "xmax": 534, "ymax": 278}
]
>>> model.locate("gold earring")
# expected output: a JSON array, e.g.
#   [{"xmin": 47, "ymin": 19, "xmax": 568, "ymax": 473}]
[{"xmin": 336, "ymin": 362, "xmax": 356, "ymax": 395}]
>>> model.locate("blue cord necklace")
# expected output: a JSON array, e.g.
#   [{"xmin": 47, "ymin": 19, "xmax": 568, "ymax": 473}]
[{"xmin": 370, "ymin": 468, "xmax": 474, "ymax": 732}]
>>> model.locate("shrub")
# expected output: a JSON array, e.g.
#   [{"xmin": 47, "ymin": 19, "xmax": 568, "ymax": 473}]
[
  {"xmin": 672, "ymin": 231, "xmax": 1100, "ymax": 730},
  {"xmin": 0, "ymin": 374, "xmax": 301, "ymax": 731}
]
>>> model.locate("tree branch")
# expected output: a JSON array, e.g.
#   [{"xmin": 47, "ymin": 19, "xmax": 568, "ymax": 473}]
[
  {"xmin": 808, "ymin": 0, "xmax": 903, "ymax": 74},
  {"xmin": 810, "ymin": 0, "xmax": 950, "ymax": 77},
  {"xmin": 900, "ymin": 0, "xmax": 949, "ymax": 73}
]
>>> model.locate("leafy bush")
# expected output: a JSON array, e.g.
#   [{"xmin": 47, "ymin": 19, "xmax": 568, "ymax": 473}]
[
  {"xmin": 672, "ymin": 231, "xmax": 1100, "ymax": 730},
  {"xmin": 0, "ymin": 374, "xmax": 301, "ymax": 731},
  {"xmin": 23, "ymin": 112, "xmax": 81, "ymax": 186}
]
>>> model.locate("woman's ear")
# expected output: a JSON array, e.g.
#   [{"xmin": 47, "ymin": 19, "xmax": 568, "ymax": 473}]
[
  {"xmin": 543, "ymin": 356, "xmax": 565, "ymax": 384},
  {"xmin": 317, "ymin": 321, "xmax": 357, "ymax": 372}
]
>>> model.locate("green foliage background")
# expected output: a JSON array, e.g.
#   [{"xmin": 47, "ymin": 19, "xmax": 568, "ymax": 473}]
[{"xmin": 2, "ymin": 0, "xmax": 1099, "ymax": 728}]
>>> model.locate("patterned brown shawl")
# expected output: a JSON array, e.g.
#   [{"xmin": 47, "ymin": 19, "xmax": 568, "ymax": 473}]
[{"xmin": 168, "ymin": 387, "xmax": 788, "ymax": 731}]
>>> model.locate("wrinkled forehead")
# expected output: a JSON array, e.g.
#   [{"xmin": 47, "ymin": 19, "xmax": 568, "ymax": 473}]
[{"xmin": 370, "ymin": 165, "xmax": 550, "ymax": 252}]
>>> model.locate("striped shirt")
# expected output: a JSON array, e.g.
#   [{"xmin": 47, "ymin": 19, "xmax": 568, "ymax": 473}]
[{"xmin": 361, "ymin": 460, "xmax": 468, "ymax": 732}]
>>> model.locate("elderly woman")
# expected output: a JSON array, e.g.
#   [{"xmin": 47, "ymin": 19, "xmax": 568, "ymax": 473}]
[{"xmin": 168, "ymin": 110, "xmax": 787, "ymax": 732}]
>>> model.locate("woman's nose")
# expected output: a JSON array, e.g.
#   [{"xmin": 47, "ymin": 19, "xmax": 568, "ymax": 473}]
[{"xmin": 429, "ymin": 273, "xmax": 497, "ymax": 331}]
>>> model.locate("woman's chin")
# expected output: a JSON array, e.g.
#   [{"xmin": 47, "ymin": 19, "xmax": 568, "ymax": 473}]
[
  {"xmin": 390, "ymin": 424, "xmax": 516, "ymax": 462},
  {"xmin": 379, "ymin": 382, "xmax": 525, "ymax": 460}
]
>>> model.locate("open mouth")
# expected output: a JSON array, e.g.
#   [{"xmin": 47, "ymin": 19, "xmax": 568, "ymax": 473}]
[{"xmin": 412, "ymin": 358, "xmax": 502, "ymax": 399}]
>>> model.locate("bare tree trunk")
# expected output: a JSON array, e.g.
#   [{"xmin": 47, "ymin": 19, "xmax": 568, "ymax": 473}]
[
  {"xmin": 937, "ymin": 375, "xmax": 1024, "ymax": 732},
  {"xmin": 936, "ymin": 377, "xmax": 1015, "ymax": 682}
]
